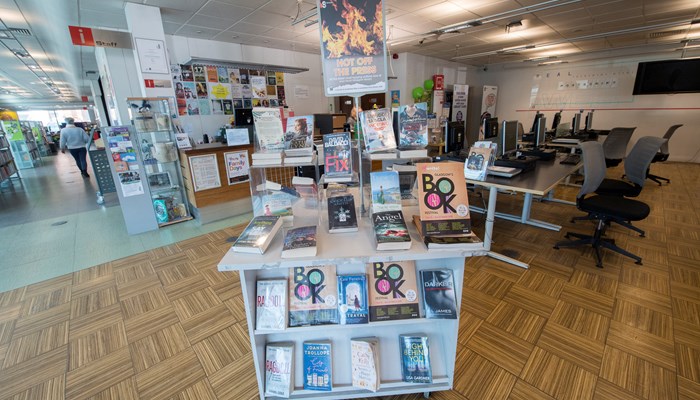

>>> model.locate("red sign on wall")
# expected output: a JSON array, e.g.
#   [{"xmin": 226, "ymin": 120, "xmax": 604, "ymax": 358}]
[
  {"xmin": 68, "ymin": 26, "xmax": 95, "ymax": 47},
  {"xmin": 144, "ymin": 79, "xmax": 155, "ymax": 88},
  {"xmin": 81, "ymin": 96, "xmax": 89, "ymax": 102}
]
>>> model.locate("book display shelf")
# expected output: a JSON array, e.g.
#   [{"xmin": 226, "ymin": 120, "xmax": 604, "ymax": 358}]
[
  {"xmin": 0, "ymin": 125, "xmax": 19, "ymax": 185},
  {"xmin": 2, "ymin": 120, "xmax": 39, "ymax": 170}
]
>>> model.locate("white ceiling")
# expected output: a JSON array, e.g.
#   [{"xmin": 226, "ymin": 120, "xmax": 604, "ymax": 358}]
[{"xmin": 1, "ymin": 0, "xmax": 699, "ymax": 109}]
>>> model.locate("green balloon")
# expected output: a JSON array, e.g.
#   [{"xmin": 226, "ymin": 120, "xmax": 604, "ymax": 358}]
[
  {"xmin": 412, "ymin": 86, "xmax": 424, "ymax": 100},
  {"xmin": 424, "ymin": 79, "xmax": 434, "ymax": 91}
]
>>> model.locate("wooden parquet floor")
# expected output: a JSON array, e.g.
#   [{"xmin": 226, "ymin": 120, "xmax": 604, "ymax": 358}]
[{"xmin": 0, "ymin": 162, "xmax": 698, "ymax": 400}]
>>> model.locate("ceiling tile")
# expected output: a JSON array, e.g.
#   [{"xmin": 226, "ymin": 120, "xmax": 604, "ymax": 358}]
[
  {"xmin": 79, "ymin": 9, "xmax": 128, "ymax": 29},
  {"xmin": 81, "ymin": 0, "xmax": 125, "ymax": 13},
  {"xmin": 197, "ymin": 1, "xmax": 254, "ymax": 20},
  {"xmin": 390, "ymin": 0, "xmax": 448, "ymax": 13},
  {"xmin": 218, "ymin": 0, "xmax": 270, "ymax": 9},
  {"xmin": 162, "ymin": 21, "xmax": 181, "ymax": 35},
  {"xmin": 187, "ymin": 14, "xmax": 235, "ymax": 30},
  {"xmin": 226, "ymin": 22, "xmax": 275, "ymax": 36},
  {"xmin": 175, "ymin": 25, "xmax": 222, "ymax": 39},
  {"xmin": 242, "ymin": 9, "xmax": 296, "ymax": 27},
  {"xmin": 160, "ymin": 8, "xmax": 193, "ymax": 24},
  {"xmin": 143, "ymin": 0, "xmax": 207, "ymax": 13}
]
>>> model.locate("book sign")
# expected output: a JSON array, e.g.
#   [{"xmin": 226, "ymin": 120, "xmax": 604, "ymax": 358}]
[{"xmin": 317, "ymin": 0, "xmax": 388, "ymax": 96}]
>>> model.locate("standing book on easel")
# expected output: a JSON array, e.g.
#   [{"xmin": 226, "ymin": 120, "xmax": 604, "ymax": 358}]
[
  {"xmin": 464, "ymin": 141, "xmax": 497, "ymax": 181},
  {"xmin": 323, "ymin": 132, "xmax": 353, "ymax": 181},
  {"xmin": 359, "ymin": 108, "xmax": 396, "ymax": 153},
  {"xmin": 252, "ymin": 107, "xmax": 284, "ymax": 165},
  {"xmin": 398, "ymin": 102, "xmax": 428, "ymax": 158},
  {"xmin": 416, "ymin": 162, "xmax": 471, "ymax": 236}
]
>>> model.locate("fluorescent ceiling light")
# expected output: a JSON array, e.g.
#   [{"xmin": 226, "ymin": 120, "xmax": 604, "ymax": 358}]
[{"xmin": 538, "ymin": 60, "xmax": 567, "ymax": 65}]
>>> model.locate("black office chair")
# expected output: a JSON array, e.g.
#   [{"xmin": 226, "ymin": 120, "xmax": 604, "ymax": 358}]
[
  {"xmin": 554, "ymin": 141, "xmax": 650, "ymax": 267},
  {"xmin": 647, "ymin": 124, "xmax": 682, "ymax": 185},
  {"xmin": 602, "ymin": 127, "xmax": 635, "ymax": 167}
]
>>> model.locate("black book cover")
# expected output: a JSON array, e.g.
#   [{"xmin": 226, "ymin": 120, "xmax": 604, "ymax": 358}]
[
  {"xmin": 233, "ymin": 216, "xmax": 280, "ymax": 249},
  {"xmin": 420, "ymin": 270, "xmax": 458, "ymax": 319},
  {"xmin": 327, "ymin": 195, "xmax": 358, "ymax": 232}
]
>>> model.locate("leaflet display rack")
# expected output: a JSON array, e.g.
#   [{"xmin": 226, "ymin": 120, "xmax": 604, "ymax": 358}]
[{"xmin": 219, "ymin": 188, "xmax": 486, "ymax": 399}]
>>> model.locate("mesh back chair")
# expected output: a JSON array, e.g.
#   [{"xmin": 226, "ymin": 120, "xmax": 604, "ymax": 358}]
[
  {"xmin": 602, "ymin": 127, "xmax": 636, "ymax": 167},
  {"xmin": 647, "ymin": 124, "xmax": 682, "ymax": 185},
  {"xmin": 554, "ymin": 141, "xmax": 651, "ymax": 267}
]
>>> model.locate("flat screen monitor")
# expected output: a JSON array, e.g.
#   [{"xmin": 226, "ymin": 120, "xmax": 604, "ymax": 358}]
[
  {"xmin": 585, "ymin": 111, "xmax": 594, "ymax": 131},
  {"xmin": 483, "ymin": 117, "xmax": 498, "ymax": 140},
  {"xmin": 571, "ymin": 113, "xmax": 582, "ymax": 134},
  {"xmin": 530, "ymin": 112, "xmax": 543, "ymax": 134},
  {"xmin": 234, "ymin": 108, "xmax": 253, "ymax": 126},
  {"xmin": 535, "ymin": 117, "xmax": 547, "ymax": 147},
  {"xmin": 446, "ymin": 121, "xmax": 465, "ymax": 153},
  {"xmin": 501, "ymin": 120, "xmax": 518, "ymax": 157},
  {"xmin": 551, "ymin": 111, "xmax": 561, "ymax": 131}
]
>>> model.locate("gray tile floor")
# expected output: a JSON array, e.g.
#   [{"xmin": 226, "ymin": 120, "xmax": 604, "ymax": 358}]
[{"xmin": 0, "ymin": 153, "xmax": 251, "ymax": 293}]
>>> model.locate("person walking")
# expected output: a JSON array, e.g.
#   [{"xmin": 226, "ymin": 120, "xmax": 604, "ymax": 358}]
[{"xmin": 59, "ymin": 117, "xmax": 91, "ymax": 177}]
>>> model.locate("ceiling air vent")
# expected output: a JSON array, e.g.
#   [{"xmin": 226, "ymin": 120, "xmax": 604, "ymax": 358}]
[
  {"xmin": 8, "ymin": 27, "xmax": 32, "ymax": 36},
  {"xmin": 648, "ymin": 29, "xmax": 684, "ymax": 39}
]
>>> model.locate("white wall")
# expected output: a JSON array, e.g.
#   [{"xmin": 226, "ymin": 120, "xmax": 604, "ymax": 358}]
[
  {"xmin": 94, "ymin": 46, "xmax": 142, "ymax": 126},
  {"xmin": 166, "ymin": 35, "xmax": 330, "ymax": 141},
  {"xmin": 480, "ymin": 58, "xmax": 700, "ymax": 162}
]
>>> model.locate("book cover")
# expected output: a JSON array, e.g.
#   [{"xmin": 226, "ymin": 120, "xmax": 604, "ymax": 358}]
[
  {"xmin": 399, "ymin": 335, "xmax": 432, "ymax": 384},
  {"xmin": 265, "ymin": 342, "xmax": 294, "ymax": 398},
  {"xmin": 464, "ymin": 146, "xmax": 493, "ymax": 181},
  {"xmin": 416, "ymin": 162, "xmax": 471, "ymax": 236},
  {"xmin": 232, "ymin": 215, "xmax": 282, "ymax": 253},
  {"xmin": 370, "ymin": 171, "xmax": 401, "ymax": 213},
  {"xmin": 392, "ymin": 164, "xmax": 418, "ymax": 201},
  {"xmin": 372, "ymin": 210, "xmax": 411, "ymax": 251},
  {"xmin": 337, "ymin": 275, "xmax": 368, "ymax": 324},
  {"xmin": 255, "ymin": 192, "xmax": 293, "ymax": 219},
  {"xmin": 206, "ymin": 66, "xmax": 218, "ymax": 82},
  {"xmin": 282, "ymin": 226, "xmax": 317, "ymax": 258},
  {"xmin": 351, "ymin": 338, "xmax": 380, "ymax": 392},
  {"xmin": 284, "ymin": 115, "xmax": 314, "ymax": 153},
  {"xmin": 253, "ymin": 107, "xmax": 284, "ymax": 152},
  {"xmin": 303, "ymin": 341, "xmax": 332, "ymax": 391},
  {"xmin": 420, "ymin": 270, "xmax": 458, "ymax": 319},
  {"xmin": 367, "ymin": 260, "xmax": 419, "ymax": 321},
  {"xmin": 323, "ymin": 132, "xmax": 353, "ymax": 176},
  {"xmin": 398, "ymin": 103, "xmax": 428, "ymax": 150},
  {"xmin": 327, "ymin": 194, "xmax": 358, "ymax": 233},
  {"xmin": 256, "ymin": 279, "xmax": 287, "ymax": 330},
  {"xmin": 359, "ymin": 108, "xmax": 397, "ymax": 153},
  {"xmin": 289, "ymin": 265, "xmax": 339, "ymax": 326}
]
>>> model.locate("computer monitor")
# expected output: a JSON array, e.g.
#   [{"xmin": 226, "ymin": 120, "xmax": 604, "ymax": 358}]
[
  {"xmin": 483, "ymin": 117, "xmax": 499, "ymax": 140},
  {"xmin": 446, "ymin": 121, "xmax": 465, "ymax": 153},
  {"xmin": 530, "ymin": 112, "xmax": 543, "ymax": 134},
  {"xmin": 535, "ymin": 117, "xmax": 547, "ymax": 147},
  {"xmin": 234, "ymin": 108, "xmax": 253, "ymax": 126},
  {"xmin": 571, "ymin": 112, "xmax": 582, "ymax": 134},
  {"xmin": 585, "ymin": 110, "xmax": 594, "ymax": 131},
  {"xmin": 500, "ymin": 120, "xmax": 518, "ymax": 157},
  {"xmin": 551, "ymin": 110, "xmax": 562, "ymax": 131}
]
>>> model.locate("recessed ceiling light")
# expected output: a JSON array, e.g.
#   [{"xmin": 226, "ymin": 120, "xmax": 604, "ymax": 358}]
[
  {"xmin": 11, "ymin": 49, "xmax": 30, "ymax": 57},
  {"xmin": 196, "ymin": 30, "xmax": 202, "ymax": 34}
]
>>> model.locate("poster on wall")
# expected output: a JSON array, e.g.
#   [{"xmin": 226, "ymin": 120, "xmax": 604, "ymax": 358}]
[
  {"xmin": 224, "ymin": 150, "xmax": 250, "ymax": 185},
  {"xmin": 452, "ymin": 84, "xmax": 469, "ymax": 127},
  {"xmin": 317, "ymin": 0, "xmax": 388, "ymax": 96},
  {"xmin": 134, "ymin": 38, "xmax": 169, "ymax": 74},
  {"xmin": 189, "ymin": 154, "xmax": 221, "ymax": 192},
  {"xmin": 481, "ymin": 85, "xmax": 498, "ymax": 118},
  {"xmin": 118, "ymin": 171, "xmax": 144, "ymax": 197},
  {"xmin": 390, "ymin": 90, "xmax": 400, "ymax": 108}
]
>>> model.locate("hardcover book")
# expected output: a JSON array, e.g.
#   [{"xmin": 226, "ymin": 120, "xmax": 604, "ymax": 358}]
[
  {"xmin": 232, "ymin": 216, "xmax": 282, "ymax": 254},
  {"xmin": 367, "ymin": 260, "xmax": 420, "ymax": 321},
  {"xmin": 256, "ymin": 279, "xmax": 287, "ymax": 330},
  {"xmin": 303, "ymin": 341, "xmax": 332, "ymax": 391},
  {"xmin": 253, "ymin": 107, "xmax": 285, "ymax": 152},
  {"xmin": 351, "ymin": 338, "xmax": 380, "ymax": 392},
  {"xmin": 281, "ymin": 226, "xmax": 317, "ymax": 258},
  {"xmin": 372, "ymin": 210, "xmax": 412, "ymax": 251},
  {"xmin": 323, "ymin": 132, "xmax": 353, "ymax": 177},
  {"xmin": 399, "ymin": 335, "xmax": 432, "ymax": 384},
  {"xmin": 284, "ymin": 115, "xmax": 314, "ymax": 156},
  {"xmin": 359, "ymin": 108, "xmax": 397, "ymax": 153},
  {"xmin": 370, "ymin": 171, "xmax": 402, "ymax": 213},
  {"xmin": 416, "ymin": 162, "xmax": 471, "ymax": 236},
  {"xmin": 398, "ymin": 103, "xmax": 429, "ymax": 150},
  {"xmin": 327, "ymin": 194, "xmax": 358, "ymax": 233},
  {"xmin": 289, "ymin": 265, "xmax": 339, "ymax": 326},
  {"xmin": 265, "ymin": 342, "xmax": 294, "ymax": 398},
  {"xmin": 337, "ymin": 275, "xmax": 368, "ymax": 324},
  {"xmin": 420, "ymin": 270, "xmax": 458, "ymax": 319}
]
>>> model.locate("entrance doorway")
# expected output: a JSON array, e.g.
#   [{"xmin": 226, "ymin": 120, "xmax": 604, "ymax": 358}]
[{"xmin": 338, "ymin": 93, "xmax": 386, "ymax": 115}]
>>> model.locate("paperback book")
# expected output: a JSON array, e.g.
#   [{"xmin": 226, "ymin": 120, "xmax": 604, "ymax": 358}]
[
  {"xmin": 416, "ymin": 162, "xmax": 471, "ymax": 236},
  {"xmin": 370, "ymin": 171, "xmax": 402, "ymax": 213},
  {"xmin": 398, "ymin": 103, "xmax": 428, "ymax": 150},
  {"xmin": 253, "ymin": 191, "xmax": 293, "ymax": 226},
  {"xmin": 253, "ymin": 107, "xmax": 285, "ymax": 153},
  {"xmin": 284, "ymin": 115, "xmax": 314, "ymax": 156},
  {"xmin": 256, "ymin": 279, "xmax": 287, "ymax": 330},
  {"xmin": 372, "ymin": 210, "xmax": 412, "ymax": 251},
  {"xmin": 289, "ymin": 265, "xmax": 339, "ymax": 326},
  {"xmin": 412, "ymin": 215, "xmax": 481, "ymax": 250},
  {"xmin": 420, "ymin": 270, "xmax": 458, "ymax": 319},
  {"xmin": 359, "ymin": 108, "xmax": 397, "ymax": 153},
  {"xmin": 327, "ymin": 194, "xmax": 358, "ymax": 233},
  {"xmin": 232, "ymin": 216, "xmax": 282, "ymax": 254},
  {"xmin": 337, "ymin": 275, "xmax": 368, "ymax": 324},
  {"xmin": 351, "ymin": 338, "xmax": 380, "ymax": 392},
  {"xmin": 281, "ymin": 226, "xmax": 317, "ymax": 258},
  {"xmin": 367, "ymin": 260, "xmax": 420, "ymax": 321},
  {"xmin": 303, "ymin": 341, "xmax": 332, "ymax": 391},
  {"xmin": 399, "ymin": 335, "xmax": 432, "ymax": 384},
  {"xmin": 323, "ymin": 132, "xmax": 353, "ymax": 177},
  {"xmin": 464, "ymin": 141, "xmax": 497, "ymax": 181},
  {"xmin": 392, "ymin": 163, "xmax": 418, "ymax": 203},
  {"xmin": 265, "ymin": 342, "xmax": 294, "ymax": 398}
]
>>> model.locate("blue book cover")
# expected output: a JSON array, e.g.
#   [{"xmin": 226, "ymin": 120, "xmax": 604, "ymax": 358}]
[
  {"xmin": 400, "ymin": 335, "xmax": 432, "ymax": 384},
  {"xmin": 337, "ymin": 275, "xmax": 368, "ymax": 324},
  {"xmin": 303, "ymin": 341, "xmax": 332, "ymax": 391},
  {"xmin": 369, "ymin": 171, "xmax": 401, "ymax": 213}
]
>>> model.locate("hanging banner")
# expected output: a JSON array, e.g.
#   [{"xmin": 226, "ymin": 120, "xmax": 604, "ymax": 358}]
[
  {"xmin": 452, "ymin": 84, "xmax": 469, "ymax": 128},
  {"xmin": 317, "ymin": 0, "xmax": 388, "ymax": 96},
  {"xmin": 481, "ymin": 85, "xmax": 498, "ymax": 118}
]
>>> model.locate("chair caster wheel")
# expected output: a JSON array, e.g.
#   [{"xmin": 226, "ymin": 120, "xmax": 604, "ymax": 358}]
[
  {"xmin": 635, "ymin": 260, "xmax": 643, "ymax": 265},
  {"xmin": 553, "ymin": 246, "xmax": 559, "ymax": 250}
]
